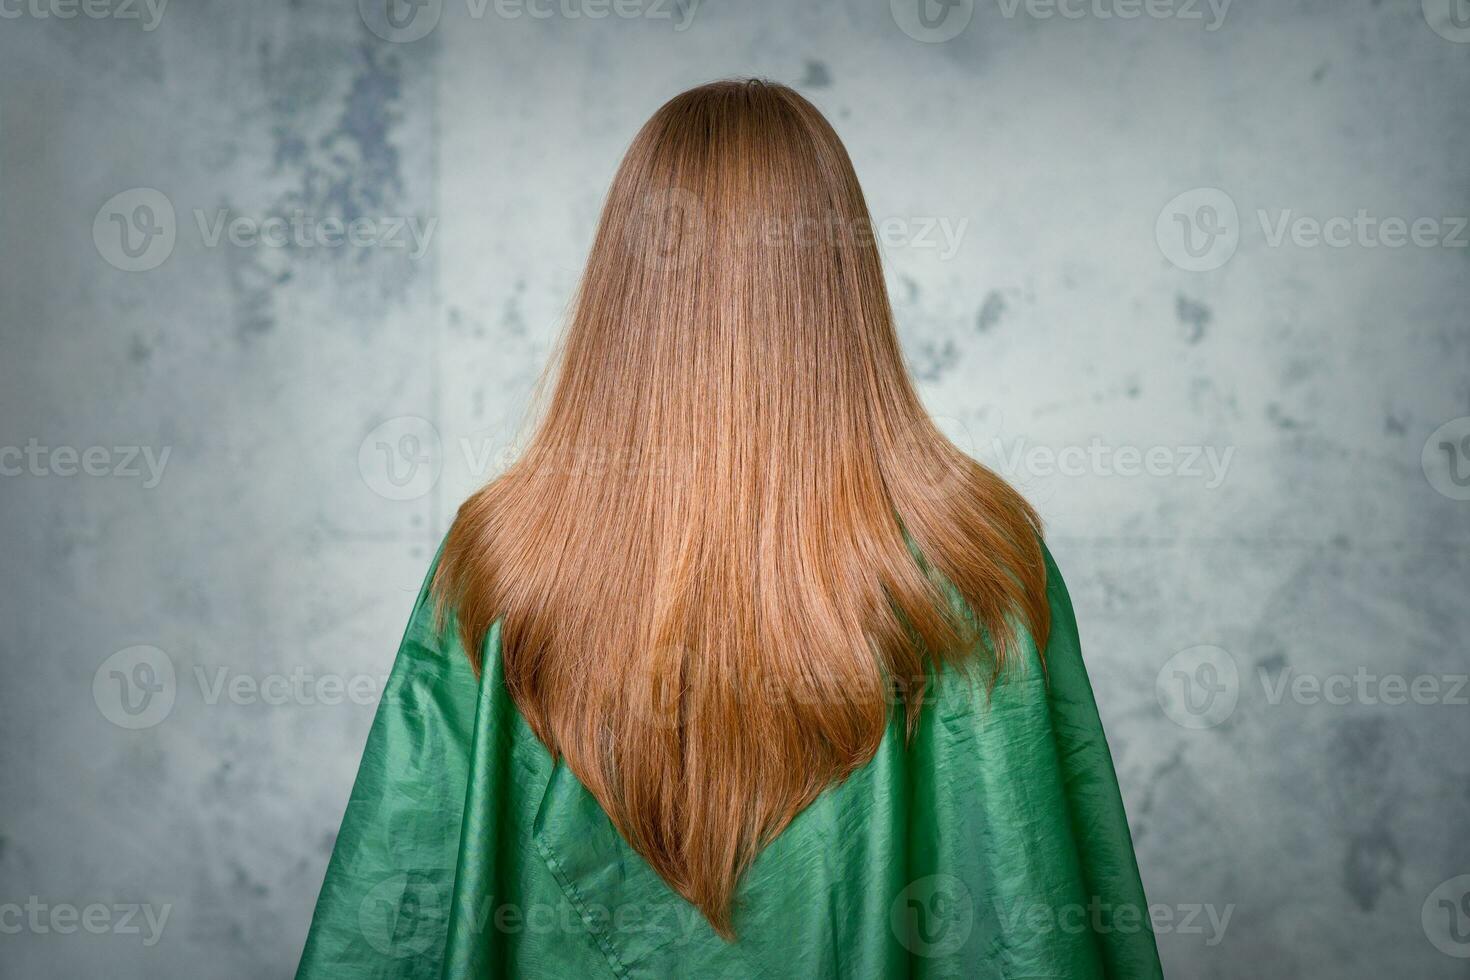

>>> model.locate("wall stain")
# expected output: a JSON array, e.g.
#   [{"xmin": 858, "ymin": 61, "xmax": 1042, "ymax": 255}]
[
  {"xmin": 1266, "ymin": 402, "xmax": 1302, "ymax": 430},
  {"xmin": 800, "ymin": 59, "xmax": 832, "ymax": 88},
  {"xmin": 975, "ymin": 290, "xmax": 1007, "ymax": 333},
  {"xmin": 1343, "ymin": 825, "xmax": 1403, "ymax": 911},
  {"xmin": 1332, "ymin": 717, "xmax": 1404, "ymax": 912},
  {"xmin": 1176, "ymin": 293, "xmax": 1212, "ymax": 344},
  {"xmin": 911, "ymin": 338, "xmax": 959, "ymax": 382}
]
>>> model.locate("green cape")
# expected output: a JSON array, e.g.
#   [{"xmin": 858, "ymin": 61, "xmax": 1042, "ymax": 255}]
[{"xmin": 297, "ymin": 545, "xmax": 1163, "ymax": 978}]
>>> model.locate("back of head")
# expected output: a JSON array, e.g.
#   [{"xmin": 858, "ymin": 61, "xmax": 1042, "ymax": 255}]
[{"xmin": 435, "ymin": 78, "xmax": 1048, "ymax": 936}]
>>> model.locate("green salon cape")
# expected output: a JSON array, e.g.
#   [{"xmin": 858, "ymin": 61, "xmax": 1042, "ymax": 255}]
[{"xmin": 296, "ymin": 545, "xmax": 1163, "ymax": 979}]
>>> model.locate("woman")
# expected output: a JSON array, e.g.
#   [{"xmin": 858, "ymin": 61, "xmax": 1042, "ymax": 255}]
[{"xmin": 298, "ymin": 79, "xmax": 1162, "ymax": 979}]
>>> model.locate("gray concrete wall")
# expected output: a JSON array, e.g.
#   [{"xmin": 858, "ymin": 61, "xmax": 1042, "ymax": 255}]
[{"xmin": 1, "ymin": 0, "xmax": 1467, "ymax": 976}]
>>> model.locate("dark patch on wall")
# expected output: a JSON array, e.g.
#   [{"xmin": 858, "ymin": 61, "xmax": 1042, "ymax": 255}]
[
  {"xmin": 1266, "ymin": 402, "xmax": 1301, "ymax": 430},
  {"xmin": 1255, "ymin": 651, "xmax": 1287, "ymax": 676},
  {"xmin": 1329, "ymin": 717, "xmax": 1404, "ymax": 911},
  {"xmin": 261, "ymin": 40, "xmax": 412, "ymax": 265},
  {"xmin": 502, "ymin": 279, "xmax": 527, "ymax": 337},
  {"xmin": 1343, "ymin": 825, "xmax": 1403, "ymax": 911},
  {"xmin": 900, "ymin": 275, "xmax": 920, "ymax": 304},
  {"xmin": 319, "ymin": 44, "xmax": 406, "ymax": 223},
  {"xmin": 1281, "ymin": 356, "xmax": 1315, "ymax": 386},
  {"xmin": 975, "ymin": 290, "xmax": 1007, "ymax": 333},
  {"xmin": 1176, "ymin": 293, "xmax": 1212, "ymax": 344},
  {"xmin": 227, "ymin": 246, "xmax": 288, "ymax": 339},
  {"xmin": 1131, "ymin": 744, "xmax": 1186, "ymax": 840},
  {"xmin": 911, "ymin": 338, "xmax": 959, "ymax": 383},
  {"xmin": 800, "ymin": 59, "xmax": 832, "ymax": 88},
  {"xmin": 232, "ymin": 862, "xmax": 271, "ymax": 900}
]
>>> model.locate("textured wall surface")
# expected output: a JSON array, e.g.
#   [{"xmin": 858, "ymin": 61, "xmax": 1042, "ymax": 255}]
[{"xmin": 2, "ymin": 0, "xmax": 1468, "ymax": 977}]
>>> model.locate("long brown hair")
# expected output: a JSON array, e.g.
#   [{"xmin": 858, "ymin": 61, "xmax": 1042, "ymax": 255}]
[{"xmin": 434, "ymin": 78, "xmax": 1048, "ymax": 937}]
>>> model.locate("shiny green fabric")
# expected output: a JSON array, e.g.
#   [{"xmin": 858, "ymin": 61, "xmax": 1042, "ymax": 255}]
[{"xmin": 297, "ymin": 545, "xmax": 1163, "ymax": 978}]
